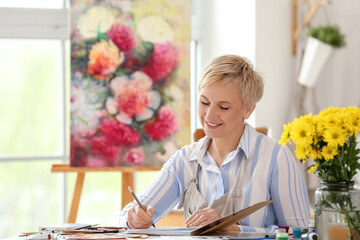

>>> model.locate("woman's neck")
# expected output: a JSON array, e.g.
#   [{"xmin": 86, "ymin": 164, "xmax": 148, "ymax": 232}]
[{"xmin": 208, "ymin": 126, "xmax": 244, "ymax": 167}]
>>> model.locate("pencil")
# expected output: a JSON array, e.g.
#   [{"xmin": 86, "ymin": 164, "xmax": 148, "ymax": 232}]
[{"xmin": 128, "ymin": 186, "xmax": 156, "ymax": 228}]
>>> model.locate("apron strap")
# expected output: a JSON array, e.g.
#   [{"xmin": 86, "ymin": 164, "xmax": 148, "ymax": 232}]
[{"xmin": 177, "ymin": 163, "xmax": 201, "ymax": 209}]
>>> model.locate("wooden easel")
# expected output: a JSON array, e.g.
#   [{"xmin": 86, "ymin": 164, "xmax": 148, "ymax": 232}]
[{"xmin": 51, "ymin": 164, "xmax": 161, "ymax": 223}]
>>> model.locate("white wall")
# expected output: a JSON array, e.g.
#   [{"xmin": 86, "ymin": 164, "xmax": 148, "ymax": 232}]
[
  {"xmin": 192, "ymin": 0, "xmax": 256, "ymax": 129},
  {"xmin": 193, "ymin": 0, "xmax": 255, "ymax": 70},
  {"xmin": 255, "ymin": 0, "xmax": 360, "ymax": 139},
  {"xmin": 310, "ymin": 0, "xmax": 360, "ymax": 109},
  {"xmin": 255, "ymin": 0, "xmax": 296, "ymax": 139}
]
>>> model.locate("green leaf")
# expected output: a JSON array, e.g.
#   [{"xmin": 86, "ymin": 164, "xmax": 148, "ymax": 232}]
[{"xmin": 307, "ymin": 25, "xmax": 346, "ymax": 48}]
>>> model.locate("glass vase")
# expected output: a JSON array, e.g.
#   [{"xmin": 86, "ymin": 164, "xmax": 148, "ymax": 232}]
[{"xmin": 315, "ymin": 181, "xmax": 360, "ymax": 240}]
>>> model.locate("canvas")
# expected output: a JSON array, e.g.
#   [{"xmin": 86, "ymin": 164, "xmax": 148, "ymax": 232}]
[{"xmin": 70, "ymin": 0, "xmax": 191, "ymax": 167}]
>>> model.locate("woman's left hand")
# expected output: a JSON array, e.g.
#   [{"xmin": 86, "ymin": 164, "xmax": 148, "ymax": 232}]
[
  {"xmin": 185, "ymin": 207, "xmax": 241, "ymax": 232},
  {"xmin": 185, "ymin": 207, "xmax": 221, "ymax": 227}
]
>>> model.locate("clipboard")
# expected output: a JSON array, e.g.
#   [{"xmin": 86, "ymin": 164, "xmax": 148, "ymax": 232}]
[
  {"xmin": 126, "ymin": 200, "xmax": 274, "ymax": 236},
  {"xmin": 190, "ymin": 200, "xmax": 274, "ymax": 235}
]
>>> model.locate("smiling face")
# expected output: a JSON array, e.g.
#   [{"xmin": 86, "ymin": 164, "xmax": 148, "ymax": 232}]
[{"xmin": 197, "ymin": 81, "xmax": 254, "ymax": 140}]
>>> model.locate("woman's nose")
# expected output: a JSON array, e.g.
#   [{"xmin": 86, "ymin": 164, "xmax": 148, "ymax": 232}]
[{"xmin": 205, "ymin": 105, "xmax": 219, "ymax": 119}]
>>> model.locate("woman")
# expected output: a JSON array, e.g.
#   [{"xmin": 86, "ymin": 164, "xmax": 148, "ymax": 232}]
[{"xmin": 119, "ymin": 55, "xmax": 310, "ymax": 233}]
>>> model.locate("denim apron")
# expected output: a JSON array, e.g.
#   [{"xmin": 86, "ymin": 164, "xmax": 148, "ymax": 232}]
[{"xmin": 177, "ymin": 156, "xmax": 245, "ymax": 223}]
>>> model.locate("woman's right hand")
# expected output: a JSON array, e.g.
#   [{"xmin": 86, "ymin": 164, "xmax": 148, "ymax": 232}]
[{"xmin": 127, "ymin": 204, "xmax": 155, "ymax": 229}]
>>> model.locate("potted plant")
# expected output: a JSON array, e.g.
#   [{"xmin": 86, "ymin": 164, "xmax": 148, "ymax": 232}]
[
  {"xmin": 298, "ymin": 25, "xmax": 346, "ymax": 87},
  {"xmin": 279, "ymin": 106, "xmax": 360, "ymax": 240}
]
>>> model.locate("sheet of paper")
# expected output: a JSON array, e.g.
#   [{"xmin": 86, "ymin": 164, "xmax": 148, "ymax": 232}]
[{"xmin": 127, "ymin": 227, "xmax": 198, "ymax": 236}]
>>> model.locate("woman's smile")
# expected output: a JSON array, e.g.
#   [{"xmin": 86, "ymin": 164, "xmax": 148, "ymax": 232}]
[{"xmin": 205, "ymin": 121, "xmax": 222, "ymax": 127}]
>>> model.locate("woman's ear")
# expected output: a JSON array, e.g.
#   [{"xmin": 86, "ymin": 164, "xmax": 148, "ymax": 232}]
[{"xmin": 244, "ymin": 105, "xmax": 256, "ymax": 119}]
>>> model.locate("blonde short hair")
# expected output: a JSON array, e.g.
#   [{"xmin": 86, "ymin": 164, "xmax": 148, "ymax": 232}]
[{"xmin": 198, "ymin": 54, "xmax": 264, "ymax": 108}]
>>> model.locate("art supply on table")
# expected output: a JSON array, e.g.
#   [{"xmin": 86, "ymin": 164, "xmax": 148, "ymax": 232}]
[
  {"xmin": 276, "ymin": 232, "xmax": 288, "ymax": 240},
  {"xmin": 278, "ymin": 226, "xmax": 289, "ymax": 233},
  {"xmin": 275, "ymin": 228, "xmax": 285, "ymax": 240},
  {"xmin": 25, "ymin": 232, "xmax": 53, "ymax": 240},
  {"xmin": 39, "ymin": 223, "xmax": 93, "ymax": 232},
  {"xmin": 301, "ymin": 232, "xmax": 319, "ymax": 240},
  {"xmin": 308, "ymin": 219, "xmax": 315, "ymax": 233},
  {"xmin": 128, "ymin": 186, "xmax": 156, "ymax": 228},
  {"xmin": 292, "ymin": 226, "xmax": 302, "ymax": 239}
]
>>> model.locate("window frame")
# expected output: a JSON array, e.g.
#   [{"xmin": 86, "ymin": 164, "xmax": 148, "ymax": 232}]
[{"xmin": 0, "ymin": 5, "xmax": 70, "ymax": 223}]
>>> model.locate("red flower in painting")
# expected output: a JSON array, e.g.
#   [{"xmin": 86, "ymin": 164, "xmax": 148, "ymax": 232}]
[
  {"xmin": 107, "ymin": 24, "xmax": 136, "ymax": 53},
  {"xmin": 142, "ymin": 42, "xmax": 177, "ymax": 82},
  {"xmin": 144, "ymin": 106, "xmax": 178, "ymax": 140},
  {"xmin": 70, "ymin": 135, "xmax": 88, "ymax": 166},
  {"xmin": 91, "ymin": 135, "xmax": 120, "ymax": 159},
  {"xmin": 125, "ymin": 147, "xmax": 145, "ymax": 165},
  {"xmin": 100, "ymin": 119, "xmax": 140, "ymax": 145}
]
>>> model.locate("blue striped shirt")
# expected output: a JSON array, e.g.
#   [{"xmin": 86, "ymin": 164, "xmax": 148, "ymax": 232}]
[{"xmin": 119, "ymin": 123, "xmax": 311, "ymax": 233}]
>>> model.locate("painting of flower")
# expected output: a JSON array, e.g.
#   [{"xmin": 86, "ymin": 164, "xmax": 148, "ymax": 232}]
[{"xmin": 70, "ymin": 0, "xmax": 191, "ymax": 167}]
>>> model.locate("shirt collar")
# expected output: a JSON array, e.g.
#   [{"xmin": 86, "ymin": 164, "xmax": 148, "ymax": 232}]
[
  {"xmin": 237, "ymin": 123, "xmax": 259, "ymax": 159},
  {"xmin": 189, "ymin": 136, "xmax": 210, "ymax": 162}
]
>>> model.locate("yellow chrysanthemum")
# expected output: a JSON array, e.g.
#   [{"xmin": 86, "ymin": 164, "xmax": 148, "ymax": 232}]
[
  {"xmin": 315, "ymin": 118, "xmax": 326, "ymax": 136},
  {"xmin": 343, "ymin": 111, "xmax": 360, "ymax": 136},
  {"xmin": 321, "ymin": 145, "xmax": 338, "ymax": 161},
  {"xmin": 290, "ymin": 117, "xmax": 315, "ymax": 147},
  {"xmin": 308, "ymin": 162, "xmax": 319, "ymax": 173},
  {"xmin": 279, "ymin": 123, "xmax": 291, "ymax": 146},
  {"xmin": 323, "ymin": 114, "xmax": 342, "ymax": 129},
  {"xmin": 323, "ymin": 126, "xmax": 347, "ymax": 147},
  {"xmin": 319, "ymin": 106, "xmax": 338, "ymax": 117},
  {"xmin": 294, "ymin": 145, "xmax": 311, "ymax": 161},
  {"xmin": 309, "ymin": 148, "xmax": 322, "ymax": 160}
]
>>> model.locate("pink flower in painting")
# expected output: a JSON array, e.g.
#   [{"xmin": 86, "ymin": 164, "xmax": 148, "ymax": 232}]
[
  {"xmin": 86, "ymin": 154, "xmax": 110, "ymax": 167},
  {"xmin": 117, "ymin": 81, "xmax": 149, "ymax": 117},
  {"xmin": 87, "ymin": 40, "xmax": 124, "ymax": 80},
  {"xmin": 107, "ymin": 24, "xmax": 136, "ymax": 53},
  {"xmin": 100, "ymin": 119, "xmax": 140, "ymax": 145},
  {"xmin": 91, "ymin": 135, "xmax": 121, "ymax": 160},
  {"xmin": 106, "ymin": 72, "xmax": 161, "ymax": 124},
  {"xmin": 142, "ymin": 42, "xmax": 177, "ymax": 82},
  {"xmin": 144, "ymin": 106, "xmax": 178, "ymax": 140},
  {"xmin": 125, "ymin": 147, "xmax": 145, "ymax": 165}
]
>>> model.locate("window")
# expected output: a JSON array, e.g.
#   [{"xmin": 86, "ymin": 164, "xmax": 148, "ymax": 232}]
[{"xmin": 0, "ymin": 3, "xmax": 70, "ymax": 238}]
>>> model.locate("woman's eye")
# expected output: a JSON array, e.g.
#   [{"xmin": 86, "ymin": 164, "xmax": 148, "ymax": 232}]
[
  {"xmin": 220, "ymin": 106, "xmax": 229, "ymax": 110},
  {"xmin": 201, "ymin": 101, "xmax": 210, "ymax": 105}
]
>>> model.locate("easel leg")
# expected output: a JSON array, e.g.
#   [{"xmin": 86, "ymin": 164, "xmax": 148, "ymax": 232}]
[
  {"xmin": 121, "ymin": 172, "xmax": 134, "ymax": 209},
  {"xmin": 68, "ymin": 172, "xmax": 85, "ymax": 223}
]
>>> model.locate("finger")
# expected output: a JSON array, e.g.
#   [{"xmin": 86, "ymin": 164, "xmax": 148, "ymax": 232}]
[
  {"xmin": 128, "ymin": 208, "xmax": 141, "ymax": 229},
  {"xmin": 185, "ymin": 208, "xmax": 205, "ymax": 223},
  {"xmin": 146, "ymin": 206, "xmax": 155, "ymax": 217},
  {"xmin": 135, "ymin": 205, "xmax": 154, "ymax": 224},
  {"xmin": 185, "ymin": 211, "xmax": 201, "ymax": 226},
  {"xmin": 188, "ymin": 214, "xmax": 208, "ymax": 227},
  {"xmin": 129, "ymin": 204, "xmax": 155, "ymax": 229},
  {"xmin": 187, "ymin": 209, "xmax": 221, "ymax": 227},
  {"xmin": 185, "ymin": 208, "xmax": 211, "ymax": 225}
]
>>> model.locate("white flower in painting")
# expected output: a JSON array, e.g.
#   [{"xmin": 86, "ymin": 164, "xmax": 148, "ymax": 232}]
[
  {"xmin": 71, "ymin": 82, "xmax": 106, "ymax": 137},
  {"xmin": 77, "ymin": 6, "xmax": 117, "ymax": 39},
  {"xmin": 165, "ymin": 85, "xmax": 184, "ymax": 102},
  {"xmin": 106, "ymin": 71, "xmax": 161, "ymax": 124},
  {"xmin": 137, "ymin": 15, "xmax": 174, "ymax": 43},
  {"xmin": 155, "ymin": 141, "xmax": 178, "ymax": 163}
]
